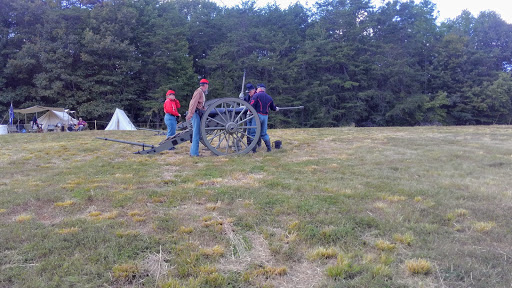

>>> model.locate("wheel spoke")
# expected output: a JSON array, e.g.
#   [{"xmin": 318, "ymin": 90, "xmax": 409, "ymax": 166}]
[
  {"xmin": 215, "ymin": 132, "xmax": 227, "ymax": 149},
  {"xmin": 234, "ymin": 106, "xmax": 248, "ymax": 123},
  {"xmin": 214, "ymin": 107, "xmax": 228, "ymax": 123},
  {"xmin": 207, "ymin": 130, "xmax": 223, "ymax": 143},
  {"xmin": 206, "ymin": 116, "xmax": 226, "ymax": 127}
]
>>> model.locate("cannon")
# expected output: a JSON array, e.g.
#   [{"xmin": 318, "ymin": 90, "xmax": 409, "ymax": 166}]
[{"xmin": 97, "ymin": 98, "xmax": 262, "ymax": 156}]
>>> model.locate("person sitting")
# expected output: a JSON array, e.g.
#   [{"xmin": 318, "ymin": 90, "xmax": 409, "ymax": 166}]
[
  {"xmin": 56, "ymin": 122, "xmax": 65, "ymax": 132},
  {"xmin": 77, "ymin": 118, "xmax": 87, "ymax": 131}
]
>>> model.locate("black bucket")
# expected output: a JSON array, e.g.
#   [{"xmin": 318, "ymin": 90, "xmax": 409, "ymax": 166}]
[{"xmin": 273, "ymin": 140, "xmax": 282, "ymax": 149}]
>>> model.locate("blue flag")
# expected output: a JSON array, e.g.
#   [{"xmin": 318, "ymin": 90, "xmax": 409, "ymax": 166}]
[{"xmin": 9, "ymin": 102, "xmax": 14, "ymax": 125}]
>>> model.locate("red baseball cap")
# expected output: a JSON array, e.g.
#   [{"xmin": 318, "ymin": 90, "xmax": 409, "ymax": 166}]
[
  {"xmin": 199, "ymin": 79, "xmax": 209, "ymax": 84},
  {"xmin": 166, "ymin": 90, "xmax": 175, "ymax": 96}
]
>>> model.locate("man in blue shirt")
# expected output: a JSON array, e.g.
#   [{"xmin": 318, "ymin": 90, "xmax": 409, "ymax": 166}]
[
  {"xmin": 250, "ymin": 83, "xmax": 279, "ymax": 152},
  {"xmin": 244, "ymin": 83, "xmax": 257, "ymax": 147}
]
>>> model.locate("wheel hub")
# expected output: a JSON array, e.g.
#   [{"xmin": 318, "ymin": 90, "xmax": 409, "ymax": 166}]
[{"xmin": 225, "ymin": 122, "xmax": 238, "ymax": 133}]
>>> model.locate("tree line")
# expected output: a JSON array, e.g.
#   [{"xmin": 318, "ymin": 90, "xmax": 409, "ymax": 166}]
[{"xmin": 1, "ymin": 0, "xmax": 511, "ymax": 128}]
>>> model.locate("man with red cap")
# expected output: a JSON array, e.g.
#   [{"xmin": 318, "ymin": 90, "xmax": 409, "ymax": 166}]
[
  {"xmin": 163, "ymin": 90, "xmax": 181, "ymax": 149},
  {"xmin": 186, "ymin": 78, "xmax": 208, "ymax": 157}
]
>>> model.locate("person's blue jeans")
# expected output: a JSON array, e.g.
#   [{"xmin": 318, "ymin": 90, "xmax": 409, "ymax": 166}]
[
  {"xmin": 247, "ymin": 114, "xmax": 256, "ymax": 142},
  {"xmin": 190, "ymin": 113, "xmax": 201, "ymax": 156},
  {"xmin": 164, "ymin": 113, "xmax": 177, "ymax": 137},
  {"xmin": 258, "ymin": 114, "xmax": 270, "ymax": 143}
]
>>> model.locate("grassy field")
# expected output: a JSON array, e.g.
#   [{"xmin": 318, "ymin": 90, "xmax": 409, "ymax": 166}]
[{"xmin": 0, "ymin": 126, "xmax": 511, "ymax": 287}]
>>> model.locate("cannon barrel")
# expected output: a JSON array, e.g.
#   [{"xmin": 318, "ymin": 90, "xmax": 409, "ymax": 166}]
[
  {"xmin": 277, "ymin": 106, "xmax": 304, "ymax": 110},
  {"xmin": 96, "ymin": 137, "xmax": 155, "ymax": 149}
]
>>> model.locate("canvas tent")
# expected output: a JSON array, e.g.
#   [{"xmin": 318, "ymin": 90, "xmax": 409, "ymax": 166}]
[
  {"xmin": 13, "ymin": 106, "xmax": 67, "ymax": 114},
  {"xmin": 38, "ymin": 110, "xmax": 78, "ymax": 131},
  {"xmin": 105, "ymin": 108, "xmax": 136, "ymax": 130},
  {"xmin": 12, "ymin": 105, "xmax": 76, "ymax": 132}
]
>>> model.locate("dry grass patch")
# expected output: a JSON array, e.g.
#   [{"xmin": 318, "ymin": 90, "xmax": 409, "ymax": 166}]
[
  {"xmin": 15, "ymin": 214, "xmax": 33, "ymax": 222},
  {"xmin": 454, "ymin": 208, "xmax": 469, "ymax": 217},
  {"xmin": 97, "ymin": 211, "xmax": 119, "ymax": 220},
  {"xmin": 280, "ymin": 231, "xmax": 297, "ymax": 244},
  {"xmin": 205, "ymin": 202, "xmax": 221, "ymax": 211},
  {"xmin": 128, "ymin": 210, "xmax": 144, "ymax": 217},
  {"xmin": 243, "ymin": 265, "xmax": 288, "ymax": 281},
  {"xmin": 326, "ymin": 254, "xmax": 362, "ymax": 280},
  {"xmin": 112, "ymin": 263, "xmax": 140, "ymax": 282},
  {"xmin": 0, "ymin": 208, "xmax": 6, "ymax": 213},
  {"xmin": 151, "ymin": 197, "xmax": 166, "ymax": 203},
  {"xmin": 372, "ymin": 264, "xmax": 392, "ymax": 278},
  {"xmin": 88, "ymin": 211, "xmax": 102, "ymax": 217},
  {"xmin": 382, "ymin": 194, "xmax": 407, "ymax": 202},
  {"xmin": 195, "ymin": 179, "xmax": 221, "ymax": 187},
  {"xmin": 472, "ymin": 221, "xmax": 496, "ymax": 232},
  {"xmin": 178, "ymin": 226, "xmax": 194, "ymax": 234},
  {"xmin": 373, "ymin": 202, "xmax": 388, "ymax": 209},
  {"xmin": 199, "ymin": 245, "xmax": 225, "ymax": 258},
  {"xmin": 116, "ymin": 230, "xmax": 141, "ymax": 237},
  {"xmin": 405, "ymin": 258, "xmax": 432, "ymax": 275},
  {"xmin": 57, "ymin": 227, "xmax": 79, "ymax": 234},
  {"xmin": 309, "ymin": 247, "xmax": 338, "ymax": 260},
  {"xmin": 132, "ymin": 216, "xmax": 146, "ymax": 222},
  {"xmin": 375, "ymin": 240, "xmax": 396, "ymax": 251},
  {"xmin": 54, "ymin": 200, "xmax": 75, "ymax": 207},
  {"xmin": 393, "ymin": 233, "xmax": 414, "ymax": 246}
]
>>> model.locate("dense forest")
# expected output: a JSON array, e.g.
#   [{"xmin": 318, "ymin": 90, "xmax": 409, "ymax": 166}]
[{"xmin": 1, "ymin": 0, "xmax": 511, "ymax": 128}]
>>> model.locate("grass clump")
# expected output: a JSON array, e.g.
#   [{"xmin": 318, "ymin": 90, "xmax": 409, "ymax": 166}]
[
  {"xmin": 115, "ymin": 230, "xmax": 140, "ymax": 237},
  {"xmin": 132, "ymin": 216, "xmax": 146, "ymax": 222},
  {"xmin": 473, "ymin": 221, "xmax": 496, "ymax": 232},
  {"xmin": 101, "ymin": 211, "xmax": 119, "ymax": 220},
  {"xmin": 288, "ymin": 221, "xmax": 300, "ymax": 230},
  {"xmin": 128, "ymin": 210, "xmax": 143, "ymax": 217},
  {"xmin": 309, "ymin": 247, "xmax": 338, "ymax": 260},
  {"xmin": 405, "ymin": 258, "xmax": 432, "ymax": 275},
  {"xmin": 199, "ymin": 245, "xmax": 225, "ymax": 258},
  {"xmin": 393, "ymin": 232, "xmax": 414, "ymax": 246},
  {"xmin": 205, "ymin": 202, "xmax": 221, "ymax": 211},
  {"xmin": 112, "ymin": 263, "xmax": 140, "ymax": 281},
  {"xmin": 382, "ymin": 195, "xmax": 407, "ymax": 202},
  {"xmin": 375, "ymin": 240, "xmax": 396, "ymax": 251},
  {"xmin": 454, "ymin": 208, "xmax": 468, "ymax": 217},
  {"xmin": 178, "ymin": 226, "xmax": 194, "ymax": 234},
  {"xmin": 243, "ymin": 265, "xmax": 288, "ymax": 282},
  {"xmin": 57, "ymin": 227, "xmax": 79, "ymax": 234},
  {"xmin": 15, "ymin": 214, "xmax": 33, "ymax": 222},
  {"xmin": 372, "ymin": 264, "xmax": 392, "ymax": 278},
  {"xmin": 151, "ymin": 197, "xmax": 165, "ymax": 203},
  {"xmin": 54, "ymin": 200, "xmax": 75, "ymax": 207},
  {"xmin": 326, "ymin": 254, "xmax": 361, "ymax": 280}
]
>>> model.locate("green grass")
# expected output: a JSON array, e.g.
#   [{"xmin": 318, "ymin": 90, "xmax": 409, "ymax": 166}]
[{"xmin": 1, "ymin": 126, "xmax": 512, "ymax": 287}]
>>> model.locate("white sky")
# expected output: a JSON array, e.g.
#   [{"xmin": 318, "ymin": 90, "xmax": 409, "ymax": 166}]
[{"xmin": 212, "ymin": 0, "xmax": 512, "ymax": 24}]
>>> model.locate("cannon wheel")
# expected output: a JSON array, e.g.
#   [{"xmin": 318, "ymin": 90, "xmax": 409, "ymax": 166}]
[{"xmin": 200, "ymin": 98, "xmax": 261, "ymax": 156}]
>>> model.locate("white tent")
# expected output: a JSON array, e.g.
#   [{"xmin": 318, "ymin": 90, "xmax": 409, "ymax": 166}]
[
  {"xmin": 105, "ymin": 108, "xmax": 137, "ymax": 130},
  {"xmin": 38, "ymin": 110, "xmax": 78, "ymax": 131}
]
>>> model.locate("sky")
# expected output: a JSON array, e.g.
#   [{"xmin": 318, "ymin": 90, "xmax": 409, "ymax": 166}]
[{"xmin": 211, "ymin": 0, "xmax": 512, "ymax": 24}]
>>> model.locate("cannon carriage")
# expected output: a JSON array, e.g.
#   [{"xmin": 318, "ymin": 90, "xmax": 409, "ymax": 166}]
[{"xmin": 98, "ymin": 98, "xmax": 261, "ymax": 156}]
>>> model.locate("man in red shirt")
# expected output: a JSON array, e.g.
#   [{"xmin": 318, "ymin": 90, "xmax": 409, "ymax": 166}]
[{"xmin": 163, "ymin": 90, "xmax": 181, "ymax": 145}]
